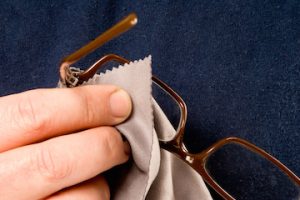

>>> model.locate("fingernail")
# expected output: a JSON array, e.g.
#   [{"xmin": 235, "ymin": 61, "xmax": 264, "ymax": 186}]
[
  {"xmin": 110, "ymin": 89, "xmax": 132, "ymax": 118},
  {"xmin": 124, "ymin": 141, "xmax": 131, "ymax": 155}
]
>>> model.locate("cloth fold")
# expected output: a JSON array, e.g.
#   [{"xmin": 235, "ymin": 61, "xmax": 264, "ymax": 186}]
[{"xmin": 58, "ymin": 56, "xmax": 212, "ymax": 200}]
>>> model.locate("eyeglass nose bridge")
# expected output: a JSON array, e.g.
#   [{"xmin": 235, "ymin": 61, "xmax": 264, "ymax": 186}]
[{"xmin": 59, "ymin": 13, "xmax": 137, "ymax": 86}]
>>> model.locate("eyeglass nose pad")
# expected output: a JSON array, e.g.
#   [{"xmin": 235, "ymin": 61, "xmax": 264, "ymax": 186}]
[{"xmin": 59, "ymin": 13, "xmax": 137, "ymax": 86}]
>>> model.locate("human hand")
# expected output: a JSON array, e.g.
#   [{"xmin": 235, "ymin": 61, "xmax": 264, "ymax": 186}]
[{"xmin": 0, "ymin": 85, "xmax": 132, "ymax": 200}]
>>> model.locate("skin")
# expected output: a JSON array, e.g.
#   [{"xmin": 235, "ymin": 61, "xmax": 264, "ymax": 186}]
[{"xmin": 0, "ymin": 85, "xmax": 132, "ymax": 200}]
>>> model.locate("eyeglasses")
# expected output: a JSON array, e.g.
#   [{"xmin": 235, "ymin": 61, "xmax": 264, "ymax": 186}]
[{"xmin": 59, "ymin": 13, "xmax": 300, "ymax": 200}]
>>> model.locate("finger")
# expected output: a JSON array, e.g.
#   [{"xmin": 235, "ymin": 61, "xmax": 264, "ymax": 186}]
[
  {"xmin": 0, "ymin": 126, "xmax": 130, "ymax": 200},
  {"xmin": 46, "ymin": 176, "xmax": 109, "ymax": 200},
  {"xmin": 0, "ymin": 85, "xmax": 132, "ymax": 152}
]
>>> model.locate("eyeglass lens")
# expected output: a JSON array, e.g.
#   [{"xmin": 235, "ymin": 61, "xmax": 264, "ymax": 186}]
[
  {"xmin": 152, "ymin": 80, "xmax": 182, "ymax": 140},
  {"xmin": 207, "ymin": 142, "xmax": 300, "ymax": 199}
]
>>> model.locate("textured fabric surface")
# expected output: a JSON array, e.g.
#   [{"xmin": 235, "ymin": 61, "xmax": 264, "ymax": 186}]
[
  {"xmin": 148, "ymin": 100, "xmax": 212, "ymax": 200},
  {"xmin": 0, "ymin": 1, "xmax": 299, "ymax": 199},
  {"xmin": 146, "ymin": 150, "xmax": 212, "ymax": 200}
]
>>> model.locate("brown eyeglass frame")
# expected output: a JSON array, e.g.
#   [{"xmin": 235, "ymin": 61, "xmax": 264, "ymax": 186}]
[{"xmin": 59, "ymin": 13, "xmax": 300, "ymax": 200}]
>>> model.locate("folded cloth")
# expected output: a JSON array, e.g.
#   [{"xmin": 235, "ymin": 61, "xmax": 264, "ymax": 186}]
[{"xmin": 58, "ymin": 56, "xmax": 212, "ymax": 200}]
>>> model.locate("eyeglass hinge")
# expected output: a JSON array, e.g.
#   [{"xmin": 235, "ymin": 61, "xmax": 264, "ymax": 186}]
[{"xmin": 64, "ymin": 67, "xmax": 83, "ymax": 88}]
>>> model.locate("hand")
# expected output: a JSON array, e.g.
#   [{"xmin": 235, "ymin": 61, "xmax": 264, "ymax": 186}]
[{"xmin": 0, "ymin": 85, "xmax": 132, "ymax": 200}]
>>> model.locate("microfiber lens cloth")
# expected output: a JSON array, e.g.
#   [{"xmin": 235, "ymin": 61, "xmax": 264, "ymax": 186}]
[{"xmin": 59, "ymin": 56, "xmax": 212, "ymax": 200}]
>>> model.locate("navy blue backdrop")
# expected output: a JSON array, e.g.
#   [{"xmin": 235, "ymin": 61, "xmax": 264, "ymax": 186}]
[{"xmin": 0, "ymin": 1, "xmax": 299, "ymax": 199}]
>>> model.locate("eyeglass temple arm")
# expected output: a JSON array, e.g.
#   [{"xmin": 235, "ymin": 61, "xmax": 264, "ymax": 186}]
[{"xmin": 59, "ymin": 13, "xmax": 137, "ymax": 83}]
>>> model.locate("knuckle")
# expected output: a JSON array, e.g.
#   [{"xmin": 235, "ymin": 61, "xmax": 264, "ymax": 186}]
[
  {"xmin": 78, "ymin": 89, "xmax": 97, "ymax": 125},
  {"xmin": 13, "ymin": 91, "xmax": 48, "ymax": 133},
  {"xmin": 32, "ymin": 145, "xmax": 72, "ymax": 182}
]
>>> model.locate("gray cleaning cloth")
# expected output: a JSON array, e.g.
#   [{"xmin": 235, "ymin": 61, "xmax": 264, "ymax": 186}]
[{"xmin": 58, "ymin": 56, "xmax": 212, "ymax": 200}]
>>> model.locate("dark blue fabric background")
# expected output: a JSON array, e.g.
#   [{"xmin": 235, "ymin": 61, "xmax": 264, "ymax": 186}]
[{"xmin": 0, "ymin": 0, "xmax": 299, "ymax": 199}]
